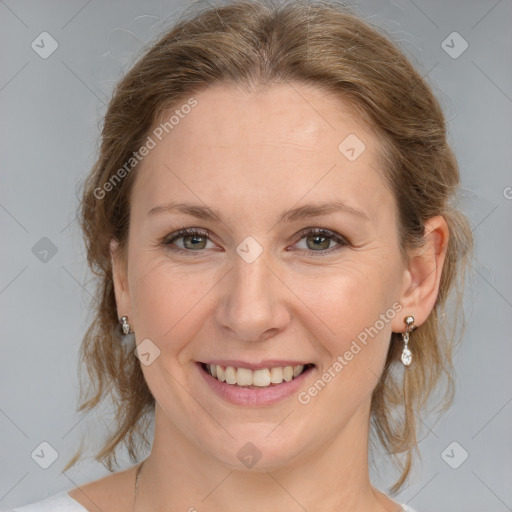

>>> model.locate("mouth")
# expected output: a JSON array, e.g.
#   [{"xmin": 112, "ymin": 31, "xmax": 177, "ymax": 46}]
[{"xmin": 199, "ymin": 362, "xmax": 315, "ymax": 389}]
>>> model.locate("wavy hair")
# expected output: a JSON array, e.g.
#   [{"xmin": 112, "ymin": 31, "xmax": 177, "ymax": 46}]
[{"xmin": 66, "ymin": 0, "xmax": 473, "ymax": 492}]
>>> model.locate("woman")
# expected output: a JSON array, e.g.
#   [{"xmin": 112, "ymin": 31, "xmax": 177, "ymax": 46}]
[{"xmin": 12, "ymin": 0, "xmax": 472, "ymax": 510}]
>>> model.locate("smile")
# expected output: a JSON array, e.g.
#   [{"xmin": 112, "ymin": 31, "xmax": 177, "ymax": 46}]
[
  {"xmin": 201, "ymin": 362, "xmax": 314, "ymax": 388},
  {"xmin": 197, "ymin": 362, "xmax": 316, "ymax": 406}
]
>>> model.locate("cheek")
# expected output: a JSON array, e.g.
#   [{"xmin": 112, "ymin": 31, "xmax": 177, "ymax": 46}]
[
  {"xmin": 127, "ymin": 241, "xmax": 403, "ymax": 370},
  {"xmin": 127, "ymin": 255, "xmax": 220, "ymax": 354},
  {"xmin": 293, "ymin": 254, "xmax": 403, "ymax": 369},
  {"xmin": 293, "ymin": 268, "xmax": 401, "ymax": 413}
]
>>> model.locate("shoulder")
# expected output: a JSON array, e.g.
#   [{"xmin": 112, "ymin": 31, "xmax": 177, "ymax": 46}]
[
  {"xmin": 7, "ymin": 464, "xmax": 138, "ymax": 512},
  {"xmin": 7, "ymin": 492, "xmax": 87, "ymax": 511}
]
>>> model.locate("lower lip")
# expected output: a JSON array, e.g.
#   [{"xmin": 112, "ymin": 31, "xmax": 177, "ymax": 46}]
[{"xmin": 196, "ymin": 363, "xmax": 315, "ymax": 406}]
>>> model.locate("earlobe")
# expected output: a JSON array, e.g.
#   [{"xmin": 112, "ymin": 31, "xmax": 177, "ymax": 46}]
[{"xmin": 392, "ymin": 216, "xmax": 449, "ymax": 331}]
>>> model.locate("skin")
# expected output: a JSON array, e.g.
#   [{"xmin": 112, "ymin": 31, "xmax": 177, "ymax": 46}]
[{"xmin": 69, "ymin": 83, "xmax": 448, "ymax": 511}]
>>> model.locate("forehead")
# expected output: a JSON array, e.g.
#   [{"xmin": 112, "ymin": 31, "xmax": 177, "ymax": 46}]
[{"xmin": 131, "ymin": 83, "xmax": 393, "ymax": 223}]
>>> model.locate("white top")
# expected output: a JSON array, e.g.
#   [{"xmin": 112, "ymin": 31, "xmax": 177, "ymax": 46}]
[
  {"xmin": 7, "ymin": 493, "xmax": 86, "ymax": 511},
  {"xmin": 8, "ymin": 492, "xmax": 419, "ymax": 511}
]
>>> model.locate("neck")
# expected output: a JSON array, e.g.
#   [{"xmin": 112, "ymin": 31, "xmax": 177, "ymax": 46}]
[{"xmin": 134, "ymin": 402, "xmax": 394, "ymax": 512}]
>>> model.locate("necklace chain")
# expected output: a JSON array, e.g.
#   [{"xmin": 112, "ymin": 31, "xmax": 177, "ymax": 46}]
[{"xmin": 133, "ymin": 459, "xmax": 145, "ymax": 511}]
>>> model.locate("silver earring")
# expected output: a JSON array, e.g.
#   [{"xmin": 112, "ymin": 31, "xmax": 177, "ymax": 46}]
[
  {"xmin": 120, "ymin": 316, "xmax": 131, "ymax": 335},
  {"xmin": 401, "ymin": 315, "xmax": 414, "ymax": 366}
]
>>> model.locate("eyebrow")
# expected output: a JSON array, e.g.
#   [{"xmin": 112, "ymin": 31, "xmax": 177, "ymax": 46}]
[{"xmin": 147, "ymin": 200, "xmax": 368, "ymax": 222}]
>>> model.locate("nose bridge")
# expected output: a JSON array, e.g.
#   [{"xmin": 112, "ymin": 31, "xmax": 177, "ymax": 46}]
[
  {"xmin": 215, "ymin": 247, "xmax": 290, "ymax": 341},
  {"xmin": 232, "ymin": 254, "xmax": 271, "ymax": 302}
]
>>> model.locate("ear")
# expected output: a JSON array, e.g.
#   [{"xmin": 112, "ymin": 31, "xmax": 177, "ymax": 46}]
[
  {"xmin": 110, "ymin": 238, "xmax": 131, "ymax": 323},
  {"xmin": 392, "ymin": 216, "xmax": 449, "ymax": 332}
]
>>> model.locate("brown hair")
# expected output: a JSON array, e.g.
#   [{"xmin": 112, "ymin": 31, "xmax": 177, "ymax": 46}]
[{"xmin": 69, "ymin": 0, "xmax": 473, "ymax": 492}]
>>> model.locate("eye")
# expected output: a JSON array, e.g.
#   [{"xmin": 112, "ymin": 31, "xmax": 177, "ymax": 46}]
[
  {"xmin": 164, "ymin": 228, "xmax": 216, "ymax": 252},
  {"xmin": 293, "ymin": 228, "xmax": 348, "ymax": 254},
  {"xmin": 162, "ymin": 227, "xmax": 348, "ymax": 256}
]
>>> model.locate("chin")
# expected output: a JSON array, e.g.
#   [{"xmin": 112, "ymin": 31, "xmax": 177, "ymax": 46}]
[{"xmin": 200, "ymin": 423, "xmax": 310, "ymax": 472}]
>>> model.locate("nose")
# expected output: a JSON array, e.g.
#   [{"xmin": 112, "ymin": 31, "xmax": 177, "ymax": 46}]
[{"xmin": 214, "ymin": 252, "xmax": 291, "ymax": 343}]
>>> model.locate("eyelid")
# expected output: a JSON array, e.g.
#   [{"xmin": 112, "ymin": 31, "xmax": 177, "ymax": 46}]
[
  {"xmin": 162, "ymin": 227, "xmax": 217, "ymax": 254},
  {"xmin": 167, "ymin": 227, "xmax": 211, "ymax": 240},
  {"xmin": 290, "ymin": 227, "xmax": 349, "ymax": 255},
  {"xmin": 162, "ymin": 226, "xmax": 349, "ymax": 255}
]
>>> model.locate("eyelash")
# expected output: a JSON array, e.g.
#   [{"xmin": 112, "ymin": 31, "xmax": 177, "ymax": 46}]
[{"xmin": 162, "ymin": 227, "xmax": 349, "ymax": 256}]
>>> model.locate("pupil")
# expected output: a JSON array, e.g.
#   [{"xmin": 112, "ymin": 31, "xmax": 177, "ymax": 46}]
[
  {"xmin": 184, "ymin": 235, "xmax": 206, "ymax": 250},
  {"xmin": 307, "ymin": 235, "xmax": 329, "ymax": 250}
]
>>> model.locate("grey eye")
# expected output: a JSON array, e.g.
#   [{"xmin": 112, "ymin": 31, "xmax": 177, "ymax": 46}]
[
  {"xmin": 295, "ymin": 233, "xmax": 340, "ymax": 251},
  {"xmin": 305, "ymin": 234, "xmax": 332, "ymax": 250},
  {"xmin": 180, "ymin": 235, "xmax": 209, "ymax": 250}
]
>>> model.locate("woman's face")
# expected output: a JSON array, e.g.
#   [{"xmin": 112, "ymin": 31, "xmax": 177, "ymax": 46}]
[{"xmin": 112, "ymin": 83, "xmax": 411, "ymax": 469}]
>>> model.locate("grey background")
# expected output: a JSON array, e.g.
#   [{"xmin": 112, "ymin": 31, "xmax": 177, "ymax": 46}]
[{"xmin": 1, "ymin": 0, "xmax": 511, "ymax": 510}]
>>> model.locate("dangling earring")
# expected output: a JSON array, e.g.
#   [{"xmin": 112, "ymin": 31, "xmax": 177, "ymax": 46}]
[
  {"xmin": 120, "ymin": 316, "xmax": 131, "ymax": 335},
  {"xmin": 401, "ymin": 315, "xmax": 415, "ymax": 366}
]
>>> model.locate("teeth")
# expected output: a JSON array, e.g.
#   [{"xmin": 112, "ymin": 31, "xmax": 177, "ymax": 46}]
[
  {"xmin": 252, "ymin": 369, "xmax": 271, "ymax": 387},
  {"xmin": 283, "ymin": 366, "xmax": 293, "ymax": 382},
  {"xmin": 270, "ymin": 367, "xmax": 283, "ymax": 384},
  {"xmin": 293, "ymin": 365, "xmax": 303, "ymax": 377},
  {"xmin": 206, "ymin": 364, "xmax": 307, "ymax": 387},
  {"xmin": 225, "ymin": 366, "xmax": 237, "ymax": 385},
  {"xmin": 236, "ymin": 367, "xmax": 253, "ymax": 386}
]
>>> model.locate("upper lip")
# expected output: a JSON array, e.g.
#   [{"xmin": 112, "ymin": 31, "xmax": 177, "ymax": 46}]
[{"xmin": 199, "ymin": 360, "xmax": 313, "ymax": 370}]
